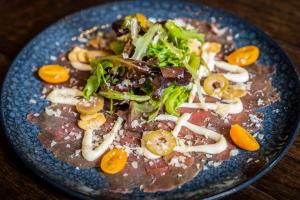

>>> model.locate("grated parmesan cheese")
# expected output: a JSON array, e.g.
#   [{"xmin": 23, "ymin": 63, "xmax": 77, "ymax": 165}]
[
  {"xmin": 50, "ymin": 140, "xmax": 57, "ymax": 147},
  {"xmin": 131, "ymin": 120, "xmax": 140, "ymax": 128},
  {"xmin": 131, "ymin": 161, "xmax": 138, "ymax": 169},
  {"xmin": 230, "ymin": 149, "xmax": 239, "ymax": 157},
  {"xmin": 45, "ymin": 107, "xmax": 61, "ymax": 117},
  {"xmin": 29, "ymin": 98, "xmax": 37, "ymax": 104}
]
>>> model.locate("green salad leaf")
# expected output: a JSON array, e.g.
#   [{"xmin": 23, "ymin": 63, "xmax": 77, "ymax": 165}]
[
  {"xmin": 122, "ymin": 15, "xmax": 140, "ymax": 40},
  {"xmin": 165, "ymin": 21, "xmax": 205, "ymax": 43},
  {"xmin": 165, "ymin": 86, "xmax": 189, "ymax": 116},
  {"xmin": 184, "ymin": 53, "xmax": 201, "ymax": 79},
  {"xmin": 148, "ymin": 84, "xmax": 190, "ymax": 121},
  {"xmin": 132, "ymin": 24, "xmax": 161, "ymax": 60},
  {"xmin": 83, "ymin": 59, "xmax": 113, "ymax": 99},
  {"xmin": 147, "ymin": 37, "xmax": 187, "ymax": 67},
  {"xmin": 99, "ymin": 88, "xmax": 151, "ymax": 102}
]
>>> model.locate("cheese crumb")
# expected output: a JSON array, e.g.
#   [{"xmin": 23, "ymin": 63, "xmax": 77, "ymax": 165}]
[
  {"xmin": 50, "ymin": 140, "xmax": 57, "ymax": 147},
  {"xmin": 131, "ymin": 120, "xmax": 139, "ymax": 128},
  {"xmin": 258, "ymin": 134, "xmax": 264, "ymax": 140},
  {"xmin": 213, "ymin": 161, "xmax": 222, "ymax": 167},
  {"xmin": 230, "ymin": 149, "xmax": 239, "ymax": 157},
  {"xmin": 131, "ymin": 161, "xmax": 138, "ymax": 169},
  {"xmin": 45, "ymin": 107, "xmax": 61, "ymax": 117},
  {"xmin": 29, "ymin": 98, "xmax": 37, "ymax": 104}
]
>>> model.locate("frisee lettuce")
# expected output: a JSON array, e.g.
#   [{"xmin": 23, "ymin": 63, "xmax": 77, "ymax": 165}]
[
  {"xmin": 165, "ymin": 20, "xmax": 204, "ymax": 43},
  {"xmin": 132, "ymin": 24, "xmax": 161, "ymax": 60},
  {"xmin": 147, "ymin": 37, "xmax": 187, "ymax": 67}
]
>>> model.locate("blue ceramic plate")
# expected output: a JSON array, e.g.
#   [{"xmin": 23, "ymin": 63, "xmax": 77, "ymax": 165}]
[{"xmin": 1, "ymin": 1, "xmax": 300, "ymax": 199}]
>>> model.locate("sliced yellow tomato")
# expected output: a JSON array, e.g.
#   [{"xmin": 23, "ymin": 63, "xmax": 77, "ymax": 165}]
[
  {"xmin": 230, "ymin": 124, "xmax": 260, "ymax": 151},
  {"xmin": 38, "ymin": 65, "xmax": 69, "ymax": 84},
  {"xmin": 77, "ymin": 112, "xmax": 106, "ymax": 130},
  {"xmin": 203, "ymin": 74, "xmax": 229, "ymax": 97},
  {"xmin": 76, "ymin": 96, "xmax": 104, "ymax": 115},
  {"xmin": 226, "ymin": 45, "xmax": 259, "ymax": 67},
  {"xmin": 100, "ymin": 148, "xmax": 128, "ymax": 174},
  {"xmin": 142, "ymin": 130, "xmax": 176, "ymax": 156}
]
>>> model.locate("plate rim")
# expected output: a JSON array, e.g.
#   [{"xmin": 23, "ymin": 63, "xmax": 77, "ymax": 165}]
[{"xmin": 1, "ymin": 0, "xmax": 300, "ymax": 199}]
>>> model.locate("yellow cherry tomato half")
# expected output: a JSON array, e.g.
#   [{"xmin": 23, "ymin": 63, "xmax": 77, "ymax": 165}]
[
  {"xmin": 38, "ymin": 65, "xmax": 69, "ymax": 84},
  {"xmin": 142, "ymin": 130, "xmax": 176, "ymax": 156},
  {"xmin": 203, "ymin": 74, "xmax": 229, "ymax": 97},
  {"xmin": 77, "ymin": 112, "xmax": 106, "ymax": 130},
  {"xmin": 226, "ymin": 45, "xmax": 259, "ymax": 67},
  {"xmin": 76, "ymin": 96, "xmax": 104, "ymax": 115},
  {"xmin": 230, "ymin": 124, "xmax": 260, "ymax": 151},
  {"xmin": 100, "ymin": 148, "xmax": 128, "ymax": 174}
]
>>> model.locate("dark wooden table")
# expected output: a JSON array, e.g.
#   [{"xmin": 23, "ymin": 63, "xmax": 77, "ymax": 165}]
[{"xmin": 0, "ymin": 0, "xmax": 299, "ymax": 199}]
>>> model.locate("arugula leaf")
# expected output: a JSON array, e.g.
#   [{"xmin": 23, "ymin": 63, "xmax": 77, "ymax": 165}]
[
  {"xmin": 82, "ymin": 59, "xmax": 113, "ymax": 99},
  {"xmin": 148, "ymin": 84, "xmax": 190, "ymax": 121},
  {"xmin": 99, "ymin": 88, "xmax": 150, "ymax": 102},
  {"xmin": 132, "ymin": 24, "xmax": 161, "ymax": 60},
  {"xmin": 132, "ymin": 101, "xmax": 154, "ymax": 113},
  {"xmin": 82, "ymin": 75, "xmax": 100, "ymax": 100},
  {"xmin": 165, "ymin": 21, "xmax": 205, "ymax": 43}
]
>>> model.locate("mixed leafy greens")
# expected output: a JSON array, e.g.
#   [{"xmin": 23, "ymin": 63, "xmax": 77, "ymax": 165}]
[{"xmin": 83, "ymin": 14, "xmax": 206, "ymax": 121}]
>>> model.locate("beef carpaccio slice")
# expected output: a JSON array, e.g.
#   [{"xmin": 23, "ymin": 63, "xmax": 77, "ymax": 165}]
[{"xmin": 27, "ymin": 18, "xmax": 280, "ymax": 193}]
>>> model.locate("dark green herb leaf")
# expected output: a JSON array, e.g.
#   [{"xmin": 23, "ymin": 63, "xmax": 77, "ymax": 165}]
[
  {"xmin": 83, "ymin": 59, "xmax": 113, "ymax": 99},
  {"xmin": 100, "ymin": 89, "xmax": 150, "ymax": 102},
  {"xmin": 132, "ymin": 24, "xmax": 161, "ymax": 60},
  {"xmin": 165, "ymin": 21, "xmax": 205, "ymax": 43}
]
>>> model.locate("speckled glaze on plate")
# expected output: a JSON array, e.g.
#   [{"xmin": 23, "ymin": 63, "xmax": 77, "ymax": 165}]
[{"xmin": 1, "ymin": 0, "xmax": 300, "ymax": 199}]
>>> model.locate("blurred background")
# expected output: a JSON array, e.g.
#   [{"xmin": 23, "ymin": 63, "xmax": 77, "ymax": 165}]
[{"xmin": 0, "ymin": 0, "xmax": 299, "ymax": 199}]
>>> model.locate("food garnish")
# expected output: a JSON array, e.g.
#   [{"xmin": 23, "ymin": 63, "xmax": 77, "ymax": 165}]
[
  {"xmin": 142, "ymin": 130, "xmax": 176, "ymax": 156},
  {"xmin": 203, "ymin": 74, "xmax": 229, "ymax": 97},
  {"xmin": 226, "ymin": 45, "xmax": 259, "ymax": 67},
  {"xmin": 77, "ymin": 112, "xmax": 106, "ymax": 130},
  {"xmin": 230, "ymin": 124, "xmax": 260, "ymax": 151},
  {"xmin": 32, "ymin": 13, "xmax": 279, "ymax": 192},
  {"xmin": 100, "ymin": 148, "xmax": 128, "ymax": 174},
  {"xmin": 38, "ymin": 65, "xmax": 69, "ymax": 83},
  {"xmin": 76, "ymin": 95, "xmax": 104, "ymax": 115}
]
